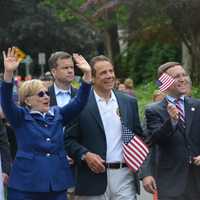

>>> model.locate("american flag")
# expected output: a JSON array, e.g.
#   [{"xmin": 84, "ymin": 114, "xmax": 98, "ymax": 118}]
[
  {"xmin": 121, "ymin": 123, "xmax": 149, "ymax": 172},
  {"xmin": 156, "ymin": 73, "xmax": 175, "ymax": 92}
]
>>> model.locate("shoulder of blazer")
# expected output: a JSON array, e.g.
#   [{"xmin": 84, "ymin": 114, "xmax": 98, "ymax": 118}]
[
  {"xmin": 83, "ymin": 89, "xmax": 96, "ymax": 110},
  {"xmin": 71, "ymin": 86, "xmax": 78, "ymax": 97},
  {"xmin": 145, "ymin": 98, "xmax": 166, "ymax": 113},
  {"xmin": 185, "ymin": 96, "xmax": 200, "ymax": 105},
  {"xmin": 114, "ymin": 90, "xmax": 137, "ymax": 103}
]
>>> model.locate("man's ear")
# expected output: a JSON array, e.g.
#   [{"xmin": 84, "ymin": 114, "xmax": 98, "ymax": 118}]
[{"xmin": 51, "ymin": 68, "xmax": 56, "ymax": 78}]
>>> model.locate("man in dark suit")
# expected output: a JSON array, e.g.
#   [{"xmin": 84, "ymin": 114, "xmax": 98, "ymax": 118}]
[
  {"xmin": 48, "ymin": 51, "xmax": 77, "ymax": 107},
  {"xmin": 65, "ymin": 55, "xmax": 143, "ymax": 200},
  {"xmin": 142, "ymin": 62, "xmax": 200, "ymax": 200},
  {"xmin": 48, "ymin": 51, "xmax": 78, "ymax": 200}
]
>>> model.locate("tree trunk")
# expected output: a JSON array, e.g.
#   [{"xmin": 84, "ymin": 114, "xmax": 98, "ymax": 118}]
[
  {"xmin": 190, "ymin": 35, "xmax": 200, "ymax": 85},
  {"xmin": 102, "ymin": 11, "xmax": 121, "ymax": 76},
  {"xmin": 182, "ymin": 42, "xmax": 192, "ymax": 73}
]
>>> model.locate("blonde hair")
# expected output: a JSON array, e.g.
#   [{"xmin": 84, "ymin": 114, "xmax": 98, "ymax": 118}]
[
  {"xmin": 19, "ymin": 79, "xmax": 45, "ymax": 105},
  {"xmin": 124, "ymin": 78, "xmax": 134, "ymax": 89}
]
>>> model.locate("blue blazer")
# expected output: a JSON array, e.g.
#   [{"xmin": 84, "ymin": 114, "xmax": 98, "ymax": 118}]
[{"xmin": 1, "ymin": 81, "xmax": 91, "ymax": 192}]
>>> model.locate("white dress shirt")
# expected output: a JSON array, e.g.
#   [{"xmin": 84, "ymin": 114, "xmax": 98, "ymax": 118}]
[
  {"xmin": 94, "ymin": 90, "xmax": 123, "ymax": 163},
  {"xmin": 54, "ymin": 83, "xmax": 71, "ymax": 107}
]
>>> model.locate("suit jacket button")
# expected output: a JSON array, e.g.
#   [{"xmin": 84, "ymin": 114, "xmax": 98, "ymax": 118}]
[
  {"xmin": 46, "ymin": 138, "xmax": 51, "ymax": 142},
  {"xmin": 44, "ymin": 124, "xmax": 48, "ymax": 128},
  {"xmin": 46, "ymin": 153, "xmax": 51, "ymax": 157}
]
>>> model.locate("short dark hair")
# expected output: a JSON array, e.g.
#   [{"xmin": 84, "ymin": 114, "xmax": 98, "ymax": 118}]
[
  {"xmin": 157, "ymin": 62, "xmax": 180, "ymax": 78},
  {"xmin": 90, "ymin": 55, "xmax": 112, "ymax": 76},
  {"xmin": 48, "ymin": 51, "xmax": 72, "ymax": 70}
]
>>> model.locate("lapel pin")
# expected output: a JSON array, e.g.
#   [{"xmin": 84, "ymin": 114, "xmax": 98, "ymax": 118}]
[{"xmin": 191, "ymin": 107, "xmax": 195, "ymax": 111}]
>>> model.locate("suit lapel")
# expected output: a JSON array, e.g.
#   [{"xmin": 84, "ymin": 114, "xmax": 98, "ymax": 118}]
[
  {"xmin": 71, "ymin": 87, "xmax": 77, "ymax": 98},
  {"xmin": 87, "ymin": 90, "xmax": 104, "ymax": 132},
  {"xmin": 48, "ymin": 85, "xmax": 57, "ymax": 106},
  {"xmin": 114, "ymin": 92, "xmax": 128, "ymax": 124},
  {"xmin": 185, "ymin": 97, "xmax": 195, "ymax": 136},
  {"xmin": 161, "ymin": 98, "xmax": 170, "ymax": 117}
]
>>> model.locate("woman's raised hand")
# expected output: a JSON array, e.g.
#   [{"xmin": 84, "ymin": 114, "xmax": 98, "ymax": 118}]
[
  {"xmin": 3, "ymin": 47, "xmax": 20, "ymax": 73},
  {"xmin": 3, "ymin": 47, "xmax": 21, "ymax": 81},
  {"xmin": 73, "ymin": 53, "xmax": 91, "ymax": 83}
]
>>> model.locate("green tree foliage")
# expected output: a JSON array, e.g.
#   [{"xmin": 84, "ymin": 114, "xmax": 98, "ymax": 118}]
[
  {"xmin": 44, "ymin": 0, "xmax": 123, "ymax": 74},
  {"xmin": 0, "ymin": 0, "xmax": 97, "ymax": 76},
  {"xmin": 117, "ymin": 0, "xmax": 181, "ymax": 84},
  {"xmin": 122, "ymin": 41, "xmax": 181, "ymax": 85},
  {"xmin": 163, "ymin": 0, "xmax": 200, "ymax": 85}
]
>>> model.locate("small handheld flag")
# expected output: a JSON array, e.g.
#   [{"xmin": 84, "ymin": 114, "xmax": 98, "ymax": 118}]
[
  {"xmin": 156, "ymin": 73, "xmax": 175, "ymax": 92},
  {"xmin": 121, "ymin": 123, "xmax": 149, "ymax": 172}
]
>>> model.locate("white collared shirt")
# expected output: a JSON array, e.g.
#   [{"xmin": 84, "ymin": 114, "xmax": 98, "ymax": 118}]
[
  {"xmin": 30, "ymin": 107, "xmax": 54, "ymax": 118},
  {"xmin": 54, "ymin": 83, "xmax": 71, "ymax": 107},
  {"xmin": 94, "ymin": 90, "xmax": 123, "ymax": 162}
]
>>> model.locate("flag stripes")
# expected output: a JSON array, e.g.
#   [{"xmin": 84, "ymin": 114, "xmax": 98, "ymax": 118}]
[
  {"xmin": 158, "ymin": 73, "xmax": 175, "ymax": 92},
  {"xmin": 121, "ymin": 123, "xmax": 149, "ymax": 172}
]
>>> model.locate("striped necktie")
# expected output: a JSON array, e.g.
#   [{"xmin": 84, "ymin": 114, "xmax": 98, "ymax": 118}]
[{"xmin": 175, "ymin": 99, "xmax": 185, "ymax": 128}]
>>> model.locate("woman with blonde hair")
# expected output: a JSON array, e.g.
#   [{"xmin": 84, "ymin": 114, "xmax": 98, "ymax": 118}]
[
  {"xmin": 124, "ymin": 78, "xmax": 135, "ymax": 96},
  {"xmin": 1, "ymin": 47, "xmax": 92, "ymax": 200}
]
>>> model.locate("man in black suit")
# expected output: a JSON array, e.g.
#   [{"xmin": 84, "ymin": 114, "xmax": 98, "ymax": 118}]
[
  {"xmin": 142, "ymin": 62, "xmax": 200, "ymax": 200},
  {"xmin": 65, "ymin": 55, "xmax": 143, "ymax": 200},
  {"xmin": 48, "ymin": 51, "xmax": 78, "ymax": 200},
  {"xmin": 48, "ymin": 51, "xmax": 77, "ymax": 107}
]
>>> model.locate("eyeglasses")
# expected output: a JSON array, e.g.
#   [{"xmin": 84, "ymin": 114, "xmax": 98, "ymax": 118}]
[{"xmin": 37, "ymin": 91, "xmax": 50, "ymax": 97}]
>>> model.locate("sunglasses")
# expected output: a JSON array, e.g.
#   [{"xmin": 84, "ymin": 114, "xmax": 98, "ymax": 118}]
[{"xmin": 37, "ymin": 91, "xmax": 50, "ymax": 98}]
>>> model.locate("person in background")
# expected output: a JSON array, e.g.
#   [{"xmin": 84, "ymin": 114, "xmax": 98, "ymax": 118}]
[
  {"xmin": 0, "ymin": 107, "xmax": 12, "ymax": 186},
  {"xmin": 1, "ymin": 47, "xmax": 92, "ymax": 200},
  {"xmin": 152, "ymin": 90, "xmax": 166, "ymax": 102},
  {"xmin": 124, "ymin": 78, "xmax": 135, "ymax": 96},
  {"xmin": 48, "ymin": 51, "xmax": 79, "ymax": 200},
  {"xmin": 40, "ymin": 71, "xmax": 53, "ymax": 88},
  {"xmin": 117, "ymin": 83, "xmax": 126, "ymax": 92},
  {"xmin": 114, "ymin": 78, "xmax": 121, "ymax": 90},
  {"xmin": 48, "ymin": 51, "xmax": 78, "ymax": 107},
  {"xmin": 0, "ymin": 74, "xmax": 15, "ymax": 164}
]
